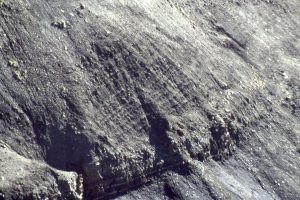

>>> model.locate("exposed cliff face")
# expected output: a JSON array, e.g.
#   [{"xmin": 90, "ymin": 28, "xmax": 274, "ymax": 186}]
[{"xmin": 0, "ymin": 0, "xmax": 299, "ymax": 199}]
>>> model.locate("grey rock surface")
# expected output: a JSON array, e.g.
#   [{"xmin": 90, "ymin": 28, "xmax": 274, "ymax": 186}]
[{"xmin": 0, "ymin": 0, "xmax": 299, "ymax": 199}]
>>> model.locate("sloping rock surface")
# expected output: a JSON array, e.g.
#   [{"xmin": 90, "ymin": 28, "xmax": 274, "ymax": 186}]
[{"xmin": 0, "ymin": 0, "xmax": 299, "ymax": 199}]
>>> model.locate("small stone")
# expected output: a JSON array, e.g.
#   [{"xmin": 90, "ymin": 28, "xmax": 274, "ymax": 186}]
[
  {"xmin": 8, "ymin": 59, "xmax": 19, "ymax": 68},
  {"xmin": 157, "ymin": 160, "xmax": 164, "ymax": 166},
  {"xmin": 176, "ymin": 129, "xmax": 185, "ymax": 136},
  {"xmin": 79, "ymin": 3, "xmax": 85, "ymax": 9},
  {"xmin": 51, "ymin": 20, "xmax": 68, "ymax": 29}
]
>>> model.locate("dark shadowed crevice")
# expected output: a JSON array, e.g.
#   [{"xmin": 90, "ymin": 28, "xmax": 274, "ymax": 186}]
[
  {"xmin": 164, "ymin": 182, "xmax": 180, "ymax": 200},
  {"xmin": 135, "ymin": 90, "xmax": 183, "ymax": 165}
]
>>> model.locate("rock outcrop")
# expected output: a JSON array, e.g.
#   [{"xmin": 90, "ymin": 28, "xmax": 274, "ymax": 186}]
[{"xmin": 0, "ymin": 0, "xmax": 299, "ymax": 199}]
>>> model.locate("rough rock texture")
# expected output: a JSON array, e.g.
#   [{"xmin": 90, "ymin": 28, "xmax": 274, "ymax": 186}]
[{"xmin": 0, "ymin": 0, "xmax": 299, "ymax": 199}]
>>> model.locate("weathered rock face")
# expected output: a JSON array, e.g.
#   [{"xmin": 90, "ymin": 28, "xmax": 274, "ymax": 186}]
[{"xmin": 0, "ymin": 0, "xmax": 299, "ymax": 199}]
